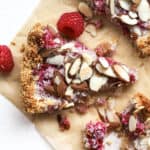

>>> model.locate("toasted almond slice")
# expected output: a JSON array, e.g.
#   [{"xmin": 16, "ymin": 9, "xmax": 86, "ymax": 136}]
[
  {"xmin": 79, "ymin": 62, "xmax": 93, "ymax": 81},
  {"xmin": 82, "ymin": 53, "xmax": 94, "ymax": 65},
  {"xmin": 99, "ymin": 57, "xmax": 109, "ymax": 68},
  {"xmin": 132, "ymin": 0, "xmax": 141, "ymax": 5},
  {"xmin": 72, "ymin": 79, "xmax": 81, "ymax": 84},
  {"xmin": 129, "ymin": 11, "xmax": 138, "ymax": 19},
  {"xmin": 132, "ymin": 26, "xmax": 142, "ymax": 36},
  {"xmin": 85, "ymin": 24, "xmax": 97, "ymax": 37},
  {"xmin": 60, "ymin": 42, "xmax": 75, "ymax": 51},
  {"xmin": 119, "ymin": 15, "xmax": 138, "ymax": 25},
  {"xmin": 78, "ymin": 2, "xmax": 93, "ymax": 18},
  {"xmin": 98, "ymin": 107, "xmax": 106, "ymax": 120},
  {"xmin": 110, "ymin": 0, "xmax": 116, "ymax": 16},
  {"xmin": 46, "ymin": 55, "xmax": 64, "ymax": 66},
  {"xmin": 113, "ymin": 64, "xmax": 130, "ymax": 82},
  {"xmin": 119, "ymin": 0, "xmax": 131, "ymax": 10},
  {"xmin": 137, "ymin": 0, "xmax": 150, "ymax": 22},
  {"xmin": 129, "ymin": 115, "xmax": 137, "ymax": 132},
  {"xmin": 65, "ymin": 63, "xmax": 72, "ymax": 84},
  {"xmin": 89, "ymin": 73, "xmax": 108, "ymax": 92},
  {"xmin": 65, "ymin": 86, "xmax": 74, "ymax": 98},
  {"xmin": 96, "ymin": 63, "xmax": 117, "ymax": 78},
  {"xmin": 106, "ymin": 109, "xmax": 120, "ymax": 124},
  {"xmin": 69, "ymin": 58, "xmax": 81, "ymax": 76}
]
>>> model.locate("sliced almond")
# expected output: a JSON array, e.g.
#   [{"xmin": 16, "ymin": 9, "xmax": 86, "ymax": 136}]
[
  {"xmin": 78, "ymin": 2, "xmax": 93, "ymax": 18},
  {"xmin": 119, "ymin": 0, "xmax": 131, "ymax": 11},
  {"xmin": 110, "ymin": 0, "xmax": 116, "ymax": 16},
  {"xmin": 106, "ymin": 109, "xmax": 120, "ymax": 124},
  {"xmin": 60, "ymin": 42, "xmax": 75, "ymax": 51},
  {"xmin": 113, "ymin": 64, "xmax": 130, "ymax": 82},
  {"xmin": 129, "ymin": 115, "xmax": 137, "ymax": 132},
  {"xmin": 119, "ymin": 15, "xmax": 138, "ymax": 25},
  {"xmin": 137, "ymin": 0, "xmax": 150, "ymax": 22},
  {"xmin": 65, "ymin": 86, "xmax": 74, "ymax": 98},
  {"xmin": 82, "ymin": 53, "xmax": 95, "ymax": 65},
  {"xmin": 132, "ymin": 0, "xmax": 141, "ymax": 5},
  {"xmin": 129, "ymin": 11, "xmax": 138, "ymax": 19},
  {"xmin": 99, "ymin": 57, "xmax": 109, "ymax": 68},
  {"xmin": 89, "ymin": 73, "xmax": 108, "ymax": 92},
  {"xmin": 96, "ymin": 63, "xmax": 117, "ymax": 78},
  {"xmin": 79, "ymin": 62, "xmax": 93, "ymax": 81},
  {"xmin": 72, "ymin": 79, "xmax": 81, "ymax": 84},
  {"xmin": 69, "ymin": 58, "xmax": 81, "ymax": 76},
  {"xmin": 98, "ymin": 107, "xmax": 106, "ymax": 121},
  {"xmin": 46, "ymin": 55, "xmax": 64, "ymax": 66},
  {"xmin": 85, "ymin": 24, "xmax": 97, "ymax": 37},
  {"xmin": 71, "ymin": 82, "xmax": 89, "ymax": 91},
  {"xmin": 65, "ymin": 63, "xmax": 72, "ymax": 84}
]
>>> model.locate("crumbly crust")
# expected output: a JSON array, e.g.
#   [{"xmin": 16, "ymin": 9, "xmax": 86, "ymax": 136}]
[{"xmin": 136, "ymin": 35, "xmax": 150, "ymax": 57}]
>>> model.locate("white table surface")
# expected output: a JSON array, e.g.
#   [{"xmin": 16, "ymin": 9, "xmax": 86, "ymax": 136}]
[{"xmin": 0, "ymin": 0, "xmax": 51, "ymax": 149}]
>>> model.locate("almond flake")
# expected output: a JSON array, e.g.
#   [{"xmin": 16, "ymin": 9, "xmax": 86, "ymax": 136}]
[
  {"xmin": 72, "ymin": 79, "xmax": 81, "ymax": 84},
  {"xmin": 106, "ymin": 109, "xmax": 120, "ymax": 124},
  {"xmin": 129, "ymin": 11, "xmax": 138, "ymax": 19},
  {"xmin": 65, "ymin": 63, "xmax": 72, "ymax": 84},
  {"xmin": 119, "ymin": 0, "xmax": 131, "ymax": 11},
  {"xmin": 110, "ymin": 0, "xmax": 116, "ymax": 17},
  {"xmin": 99, "ymin": 57, "xmax": 109, "ymax": 68},
  {"xmin": 89, "ymin": 73, "xmax": 108, "ymax": 92},
  {"xmin": 47, "ymin": 55, "xmax": 64, "ymax": 66},
  {"xmin": 78, "ymin": 2, "xmax": 93, "ymax": 18},
  {"xmin": 98, "ymin": 107, "xmax": 106, "ymax": 120},
  {"xmin": 96, "ymin": 63, "xmax": 117, "ymax": 78},
  {"xmin": 65, "ymin": 86, "xmax": 74, "ymax": 98},
  {"xmin": 79, "ymin": 62, "xmax": 93, "ymax": 81},
  {"xmin": 132, "ymin": 26, "xmax": 142, "ymax": 36},
  {"xmin": 137, "ymin": 0, "xmax": 150, "ymax": 22},
  {"xmin": 129, "ymin": 115, "xmax": 137, "ymax": 132},
  {"xmin": 113, "ymin": 64, "xmax": 130, "ymax": 82},
  {"xmin": 69, "ymin": 58, "xmax": 81, "ymax": 76},
  {"xmin": 82, "ymin": 52, "xmax": 95, "ymax": 65},
  {"xmin": 119, "ymin": 15, "xmax": 138, "ymax": 25},
  {"xmin": 85, "ymin": 24, "xmax": 97, "ymax": 37}
]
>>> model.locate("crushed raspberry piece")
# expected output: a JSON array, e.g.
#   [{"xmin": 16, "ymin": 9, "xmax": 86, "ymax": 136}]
[
  {"xmin": 57, "ymin": 12, "xmax": 84, "ymax": 39},
  {"xmin": 83, "ymin": 121, "xmax": 107, "ymax": 150},
  {"xmin": 0, "ymin": 45, "xmax": 14, "ymax": 73},
  {"xmin": 92, "ymin": 0, "xmax": 106, "ymax": 15},
  {"xmin": 96, "ymin": 98, "xmax": 106, "ymax": 106},
  {"xmin": 42, "ymin": 27, "xmax": 63, "ymax": 49},
  {"xmin": 57, "ymin": 114, "xmax": 70, "ymax": 131}
]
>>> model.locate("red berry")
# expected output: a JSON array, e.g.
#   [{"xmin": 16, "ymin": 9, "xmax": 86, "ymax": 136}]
[
  {"xmin": 0, "ymin": 45, "xmax": 14, "ymax": 73},
  {"xmin": 57, "ymin": 12, "xmax": 84, "ymax": 39}
]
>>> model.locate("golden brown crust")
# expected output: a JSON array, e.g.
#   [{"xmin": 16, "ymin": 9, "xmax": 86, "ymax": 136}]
[{"xmin": 136, "ymin": 35, "xmax": 150, "ymax": 57}]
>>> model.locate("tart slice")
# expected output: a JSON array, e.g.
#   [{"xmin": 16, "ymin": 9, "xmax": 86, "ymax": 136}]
[
  {"xmin": 83, "ymin": 93, "xmax": 150, "ymax": 150},
  {"xmin": 21, "ymin": 24, "xmax": 137, "ymax": 114},
  {"xmin": 82, "ymin": 0, "xmax": 150, "ymax": 57}
]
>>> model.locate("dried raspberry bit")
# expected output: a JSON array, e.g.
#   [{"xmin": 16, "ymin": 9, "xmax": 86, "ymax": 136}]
[
  {"xmin": 83, "ymin": 121, "xmax": 107, "ymax": 150},
  {"xmin": 0, "ymin": 45, "xmax": 14, "ymax": 73},
  {"xmin": 57, "ymin": 12, "xmax": 84, "ymax": 39},
  {"xmin": 96, "ymin": 98, "xmax": 106, "ymax": 106},
  {"xmin": 120, "ymin": 112, "xmax": 145, "ymax": 139},
  {"xmin": 57, "ymin": 114, "xmax": 70, "ymax": 131}
]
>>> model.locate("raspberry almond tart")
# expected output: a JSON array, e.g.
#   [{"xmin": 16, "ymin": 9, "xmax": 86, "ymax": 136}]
[{"xmin": 21, "ymin": 23, "xmax": 137, "ymax": 114}]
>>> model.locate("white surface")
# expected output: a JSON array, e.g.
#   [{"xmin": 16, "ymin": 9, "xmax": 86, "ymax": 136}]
[{"xmin": 0, "ymin": 0, "xmax": 51, "ymax": 149}]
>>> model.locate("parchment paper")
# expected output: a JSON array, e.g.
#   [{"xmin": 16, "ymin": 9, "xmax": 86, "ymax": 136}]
[{"xmin": 1, "ymin": 0, "xmax": 150, "ymax": 149}]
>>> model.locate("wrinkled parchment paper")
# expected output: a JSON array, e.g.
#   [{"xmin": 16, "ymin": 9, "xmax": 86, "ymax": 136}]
[{"xmin": 1, "ymin": 0, "xmax": 150, "ymax": 149}]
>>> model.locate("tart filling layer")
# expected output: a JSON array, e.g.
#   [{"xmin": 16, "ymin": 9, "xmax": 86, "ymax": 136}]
[{"xmin": 21, "ymin": 24, "xmax": 137, "ymax": 113}]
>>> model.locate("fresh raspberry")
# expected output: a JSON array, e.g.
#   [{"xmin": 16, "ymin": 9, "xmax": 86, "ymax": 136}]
[
  {"xmin": 57, "ymin": 12, "xmax": 84, "ymax": 39},
  {"xmin": 0, "ymin": 45, "xmax": 14, "ymax": 73}
]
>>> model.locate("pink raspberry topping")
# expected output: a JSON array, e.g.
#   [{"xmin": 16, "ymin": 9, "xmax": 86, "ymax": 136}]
[{"xmin": 83, "ymin": 121, "xmax": 107, "ymax": 150}]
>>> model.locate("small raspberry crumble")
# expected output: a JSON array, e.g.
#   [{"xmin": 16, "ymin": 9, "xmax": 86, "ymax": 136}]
[
  {"xmin": 121, "ymin": 112, "xmax": 145, "ymax": 139},
  {"xmin": 83, "ymin": 121, "xmax": 107, "ymax": 150},
  {"xmin": 57, "ymin": 114, "xmax": 70, "ymax": 131},
  {"xmin": 57, "ymin": 12, "xmax": 84, "ymax": 39},
  {"xmin": 0, "ymin": 45, "xmax": 14, "ymax": 73}
]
